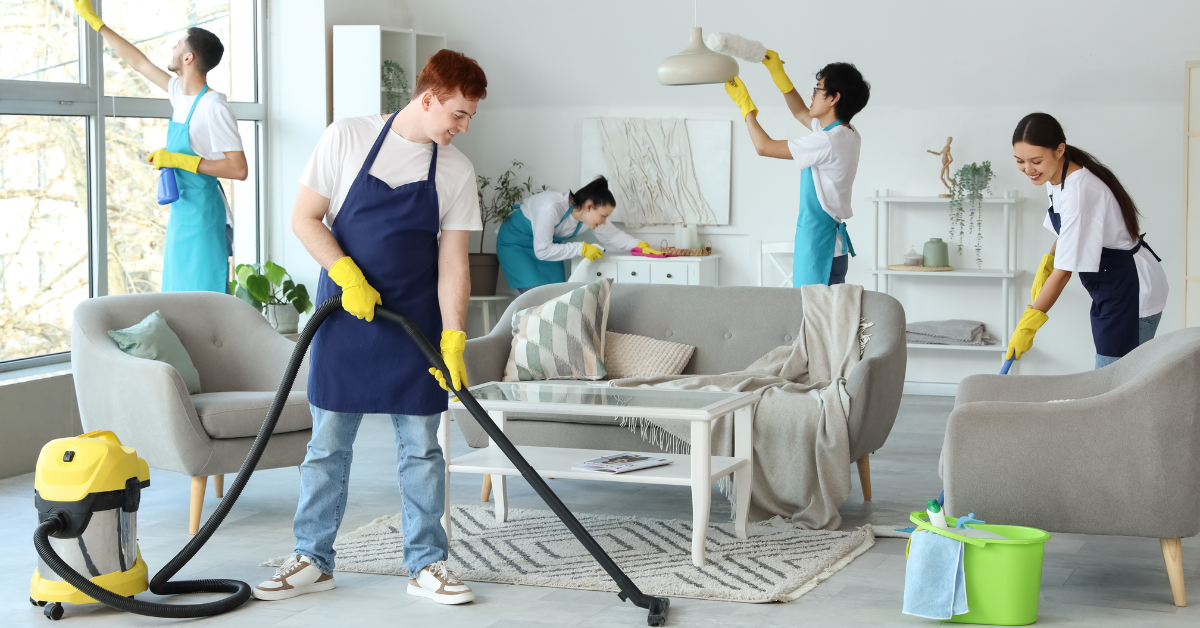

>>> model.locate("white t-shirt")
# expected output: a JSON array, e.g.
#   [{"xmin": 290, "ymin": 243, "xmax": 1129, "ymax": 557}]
[
  {"xmin": 1043, "ymin": 167, "xmax": 1167, "ymax": 317},
  {"xmin": 520, "ymin": 191, "xmax": 641, "ymax": 261},
  {"xmin": 788, "ymin": 120, "xmax": 862, "ymax": 256},
  {"xmin": 169, "ymin": 78, "xmax": 243, "ymax": 227},
  {"xmin": 299, "ymin": 114, "xmax": 482, "ymax": 233}
]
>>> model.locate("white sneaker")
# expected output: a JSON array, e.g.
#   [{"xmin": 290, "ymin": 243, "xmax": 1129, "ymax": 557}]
[
  {"xmin": 407, "ymin": 560, "xmax": 474, "ymax": 605},
  {"xmin": 253, "ymin": 554, "xmax": 335, "ymax": 601}
]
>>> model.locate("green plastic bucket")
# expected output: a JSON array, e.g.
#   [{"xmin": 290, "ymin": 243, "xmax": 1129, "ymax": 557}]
[{"xmin": 909, "ymin": 511, "xmax": 1051, "ymax": 625}]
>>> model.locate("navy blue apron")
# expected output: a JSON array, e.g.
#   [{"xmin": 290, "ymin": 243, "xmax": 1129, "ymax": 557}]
[
  {"xmin": 496, "ymin": 202, "xmax": 582, "ymax": 289},
  {"xmin": 308, "ymin": 111, "xmax": 446, "ymax": 415},
  {"xmin": 793, "ymin": 120, "xmax": 855, "ymax": 286},
  {"xmin": 1047, "ymin": 160, "xmax": 1159, "ymax": 358}
]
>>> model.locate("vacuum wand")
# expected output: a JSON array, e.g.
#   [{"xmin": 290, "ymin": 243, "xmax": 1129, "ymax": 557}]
[{"xmin": 374, "ymin": 306, "xmax": 671, "ymax": 626}]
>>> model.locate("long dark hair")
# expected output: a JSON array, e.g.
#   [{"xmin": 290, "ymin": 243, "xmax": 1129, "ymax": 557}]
[
  {"xmin": 570, "ymin": 175, "xmax": 616, "ymax": 209},
  {"xmin": 1012, "ymin": 113, "xmax": 1140, "ymax": 239}
]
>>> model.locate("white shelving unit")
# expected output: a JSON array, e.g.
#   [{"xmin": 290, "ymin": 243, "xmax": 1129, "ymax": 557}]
[
  {"xmin": 332, "ymin": 26, "xmax": 446, "ymax": 121},
  {"xmin": 869, "ymin": 190, "xmax": 1026, "ymax": 353}
]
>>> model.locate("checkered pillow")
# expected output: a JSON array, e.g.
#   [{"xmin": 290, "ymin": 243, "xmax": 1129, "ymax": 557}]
[{"xmin": 503, "ymin": 280, "xmax": 613, "ymax": 381}]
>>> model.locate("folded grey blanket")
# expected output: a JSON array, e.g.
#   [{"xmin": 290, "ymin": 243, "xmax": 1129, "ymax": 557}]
[{"xmin": 906, "ymin": 320, "xmax": 996, "ymax": 346}]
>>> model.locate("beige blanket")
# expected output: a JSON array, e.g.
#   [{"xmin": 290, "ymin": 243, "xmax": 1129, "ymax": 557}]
[{"xmin": 610, "ymin": 284, "xmax": 865, "ymax": 530}]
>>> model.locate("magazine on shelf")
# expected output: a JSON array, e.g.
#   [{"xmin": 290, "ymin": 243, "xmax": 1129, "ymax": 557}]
[{"xmin": 572, "ymin": 452, "xmax": 673, "ymax": 474}]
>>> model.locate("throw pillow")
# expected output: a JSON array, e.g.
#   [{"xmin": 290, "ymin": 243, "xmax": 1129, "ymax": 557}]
[
  {"xmin": 108, "ymin": 310, "xmax": 203, "ymax": 394},
  {"xmin": 503, "ymin": 279, "xmax": 613, "ymax": 381},
  {"xmin": 603, "ymin": 332, "xmax": 695, "ymax": 379}
]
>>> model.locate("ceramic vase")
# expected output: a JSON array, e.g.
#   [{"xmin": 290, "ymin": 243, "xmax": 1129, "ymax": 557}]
[{"xmin": 923, "ymin": 238, "xmax": 950, "ymax": 267}]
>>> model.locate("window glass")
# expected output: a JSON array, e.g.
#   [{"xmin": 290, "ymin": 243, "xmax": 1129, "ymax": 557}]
[
  {"xmin": 1, "ymin": 0, "xmax": 83, "ymax": 83},
  {"xmin": 106, "ymin": 117, "xmax": 256, "ymax": 294},
  {"xmin": 0, "ymin": 116, "xmax": 90, "ymax": 361},
  {"xmin": 103, "ymin": 0, "xmax": 255, "ymax": 101}
]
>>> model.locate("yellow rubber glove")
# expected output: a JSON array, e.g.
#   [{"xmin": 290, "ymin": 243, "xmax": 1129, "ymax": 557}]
[
  {"xmin": 581, "ymin": 242, "xmax": 605, "ymax": 262},
  {"xmin": 73, "ymin": 0, "xmax": 105, "ymax": 31},
  {"xmin": 637, "ymin": 241, "xmax": 662, "ymax": 256},
  {"xmin": 724, "ymin": 77, "xmax": 758, "ymax": 121},
  {"xmin": 1030, "ymin": 254, "xmax": 1055, "ymax": 304},
  {"xmin": 147, "ymin": 149, "xmax": 202, "ymax": 174},
  {"xmin": 429, "ymin": 330, "xmax": 468, "ymax": 392},
  {"xmin": 1006, "ymin": 306, "xmax": 1049, "ymax": 361},
  {"xmin": 328, "ymin": 256, "xmax": 381, "ymax": 322},
  {"xmin": 762, "ymin": 50, "xmax": 794, "ymax": 94}
]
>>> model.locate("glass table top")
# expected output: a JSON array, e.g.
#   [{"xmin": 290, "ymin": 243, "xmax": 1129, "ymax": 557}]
[{"xmin": 463, "ymin": 382, "xmax": 743, "ymax": 410}]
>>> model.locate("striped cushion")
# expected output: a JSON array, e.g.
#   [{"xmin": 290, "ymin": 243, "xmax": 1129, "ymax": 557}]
[{"xmin": 503, "ymin": 279, "xmax": 613, "ymax": 381}]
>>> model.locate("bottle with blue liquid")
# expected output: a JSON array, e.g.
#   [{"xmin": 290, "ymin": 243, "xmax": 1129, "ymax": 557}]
[{"xmin": 157, "ymin": 168, "xmax": 179, "ymax": 205}]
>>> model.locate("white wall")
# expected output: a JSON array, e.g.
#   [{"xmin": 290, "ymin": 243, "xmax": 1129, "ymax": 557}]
[{"xmin": 271, "ymin": 0, "xmax": 1200, "ymax": 380}]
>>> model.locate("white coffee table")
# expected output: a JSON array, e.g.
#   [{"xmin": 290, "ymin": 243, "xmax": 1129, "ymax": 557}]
[{"xmin": 439, "ymin": 382, "xmax": 757, "ymax": 567}]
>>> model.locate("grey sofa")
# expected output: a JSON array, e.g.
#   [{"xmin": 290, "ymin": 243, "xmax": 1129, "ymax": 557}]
[
  {"xmin": 942, "ymin": 327, "xmax": 1200, "ymax": 607},
  {"xmin": 457, "ymin": 282, "xmax": 907, "ymax": 502},
  {"xmin": 72, "ymin": 292, "xmax": 312, "ymax": 534}
]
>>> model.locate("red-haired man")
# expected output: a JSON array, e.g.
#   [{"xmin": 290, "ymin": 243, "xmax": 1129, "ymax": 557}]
[{"xmin": 253, "ymin": 50, "xmax": 486, "ymax": 605}]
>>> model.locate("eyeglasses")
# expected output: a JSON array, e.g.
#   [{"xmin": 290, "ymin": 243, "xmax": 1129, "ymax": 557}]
[{"xmin": 812, "ymin": 86, "xmax": 830, "ymax": 98}]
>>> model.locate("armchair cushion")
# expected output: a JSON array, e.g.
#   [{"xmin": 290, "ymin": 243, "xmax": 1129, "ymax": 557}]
[
  {"xmin": 192, "ymin": 391, "xmax": 312, "ymax": 439},
  {"xmin": 108, "ymin": 310, "xmax": 202, "ymax": 394}
]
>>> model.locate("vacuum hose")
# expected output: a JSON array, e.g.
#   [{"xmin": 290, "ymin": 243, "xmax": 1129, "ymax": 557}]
[{"xmin": 33, "ymin": 296, "xmax": 345, "ymax": 618}]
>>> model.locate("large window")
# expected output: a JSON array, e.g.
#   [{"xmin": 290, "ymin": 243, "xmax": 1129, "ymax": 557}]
[{"xmin": 0, "ymin": 0, "xmax": 266, "ymax": 369}]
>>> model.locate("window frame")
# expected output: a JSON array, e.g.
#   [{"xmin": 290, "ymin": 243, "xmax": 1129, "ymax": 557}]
[{"xmin": 0, "ymin": 0, "xmax": 268, "ymax": 373}]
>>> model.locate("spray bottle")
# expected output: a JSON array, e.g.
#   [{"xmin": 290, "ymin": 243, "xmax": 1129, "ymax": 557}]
[
  {"xmin": 926, "ymin": 498, "xmax": 949, "ymax": 530},
  {"xmin": 157, "ymin": 168, "xmax": 179, "ymax": 205}
]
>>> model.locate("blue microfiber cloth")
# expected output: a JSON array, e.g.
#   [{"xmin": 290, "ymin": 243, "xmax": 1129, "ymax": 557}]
[{"xmin": 903, "ymin": 528, "xmax": 968, "ymax": 620}]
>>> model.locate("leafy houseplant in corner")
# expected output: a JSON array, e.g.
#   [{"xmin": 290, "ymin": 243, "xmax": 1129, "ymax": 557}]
[
  {"xmin": 228, "ymin": 261, "xmax": 313, "ymax": 334},
  {"xmin": 474, "ymin": 160, "xmax": 548, "ymax": 296},
  {"xmin": 948, "ymin": 161, "xmax": 995, "ymax": 268}
]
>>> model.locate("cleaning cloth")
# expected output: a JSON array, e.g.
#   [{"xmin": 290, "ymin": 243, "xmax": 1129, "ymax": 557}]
[{"xmin": 903, "ymin": 529, "xmax": 968, "ymax": 620}]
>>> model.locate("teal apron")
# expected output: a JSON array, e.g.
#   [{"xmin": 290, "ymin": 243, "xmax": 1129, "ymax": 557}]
[
  {"xmin": 496, "ymin": 203, "xmax": 582, "ymax": 289},
  {"xmin": 793, "ymin": 120, "xmax": 855, "ymax": 286},
  {"xmin": 161, "ymin": 85, "xmax": 228, "ymax": 293}
]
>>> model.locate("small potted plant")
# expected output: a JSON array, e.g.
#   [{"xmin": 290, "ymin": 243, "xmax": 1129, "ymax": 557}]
[
  {"xmin": 948, "ymin": 161, "xmax": 995, "ymax": 268},
  {"xmin": 474, "ymin": 160, "xmax": 547, "ymax": 295},
  {"xmin": 228, "ymin": 261, "xmax": 313, "ymax": 333}
]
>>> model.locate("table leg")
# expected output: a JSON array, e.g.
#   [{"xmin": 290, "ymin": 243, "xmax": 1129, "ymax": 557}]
[
  {"xmin": 690, "ymin": 420, "xmax": 712, "ymax": 567},
  {"xmin": 733, "ymin": 406, "xmax": 753, "ymax": 540},
  {"xmin": 481, "ymin": 301, "xmax": 493, "ymax": 336},
  {"xmin": 489, "ymin": 410, "xmax": 508, "ymax": 523},
  {"xmin": 437, "ymin": 412, "xmax": 452, "ymax": 542}
]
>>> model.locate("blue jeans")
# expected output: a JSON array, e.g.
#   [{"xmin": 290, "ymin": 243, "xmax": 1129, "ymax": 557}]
[
  {"xmin": 828, "ymin": 254, "xmax": 849, "ymax": 285},
  {"xmin": 293, "ymin": 405, "xmax": 447, "ymax": 574},
  {"xmin": 1095, "ymin": 312, "xmax": 1162, "ymax": 369}
]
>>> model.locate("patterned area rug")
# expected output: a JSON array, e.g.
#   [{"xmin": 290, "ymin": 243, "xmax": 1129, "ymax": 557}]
[{"xmin": 265, "ymin": 505, "xmax": 875, "ymax": 603}]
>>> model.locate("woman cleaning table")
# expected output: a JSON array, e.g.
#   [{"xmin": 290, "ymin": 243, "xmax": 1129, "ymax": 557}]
[
  {"xmin": 1007, "ymin": 112, "xmax": 1168, "ymax": 369},
  {"xmin": 496, "ymin": 176, "xmax": 660, "ymax": 293}
]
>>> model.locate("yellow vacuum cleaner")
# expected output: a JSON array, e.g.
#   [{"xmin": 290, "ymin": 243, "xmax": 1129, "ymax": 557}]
[
  {"xmin": 30, "ymin": 431, "xmax": 150, "ymax": 620},
  {"xmin": 30, "ymin": 296, "xmax": 670, "ymax": 625}
]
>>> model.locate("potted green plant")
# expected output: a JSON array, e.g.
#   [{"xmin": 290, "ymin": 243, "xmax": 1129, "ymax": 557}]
[
  {"xmin": 228, "ymin": 261, "xmax": 313, "ymax": 333},
  {"xmin": 948, "ymin": 161, "xmax": 995, "ymax": 268},
  {"xmin": 381, "ymin": 60, "xmax": 410, "ymax": 113},
  {"xmin": 474, "ymin": 160, "xmax": 547, "ymax": 295}
]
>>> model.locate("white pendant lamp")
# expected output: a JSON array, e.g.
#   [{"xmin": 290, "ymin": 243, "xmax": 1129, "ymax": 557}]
[
  {"xmin": 656, "ymin": 3, "xmax": 737, "ymax": 86},
  {"xmin": 657, "ymin": 26, "xmax": 738, "ymax": 86}
]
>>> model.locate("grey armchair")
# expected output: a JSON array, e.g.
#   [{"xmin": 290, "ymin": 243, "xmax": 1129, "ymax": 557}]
[
  {"xmin": 71, "ymin": 292, "xmax": 312, "ymax": 534},
  {"xmin": 942, "ymin": 327, "xmax": 1200, "ymax": 607}
]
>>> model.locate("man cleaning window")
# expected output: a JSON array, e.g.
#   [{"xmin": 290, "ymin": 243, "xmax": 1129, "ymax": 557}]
[
  {"xmin": 252, "ymin": 50, "xmax": 485, "ymax": 605},
  {"xmin": 725, "ymin": 54, "xmax": 870, "ymax": 286},
  {"xmin": 72, "ymin": 0, "xmax": 247, "ymax": 293}
]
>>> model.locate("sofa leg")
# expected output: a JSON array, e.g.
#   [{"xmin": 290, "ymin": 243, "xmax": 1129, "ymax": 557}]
[
  {"xmin": 213, "ymin": 474, "xmax": 224, "ymax": 499},
  {"xmin": 1161, "ymin": 538, "xmax": 1186, "ymax": 606},
  {"xmin": 189, "ymin": 476, "xmax": 207, "ymax": 535},
  {"xmin": 856, "ymin": 456, "xmax": 872, "ymax": 501},
  {"xmin": 481, "ymin": 475, "xmax": 492, "ymax": 502}
]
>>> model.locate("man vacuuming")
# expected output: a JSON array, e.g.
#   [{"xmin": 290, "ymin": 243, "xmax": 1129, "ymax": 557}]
[
  {"xmin": 724, "ymin": 53, "xmax": 870, "ymax": 287},
  {"xmin": 72, "ymin": 0, "xmax": 247, "ymax": 293},
  {"xmin": 252, "ymin": 50, "xmax": 485, "ymax": 605}
]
